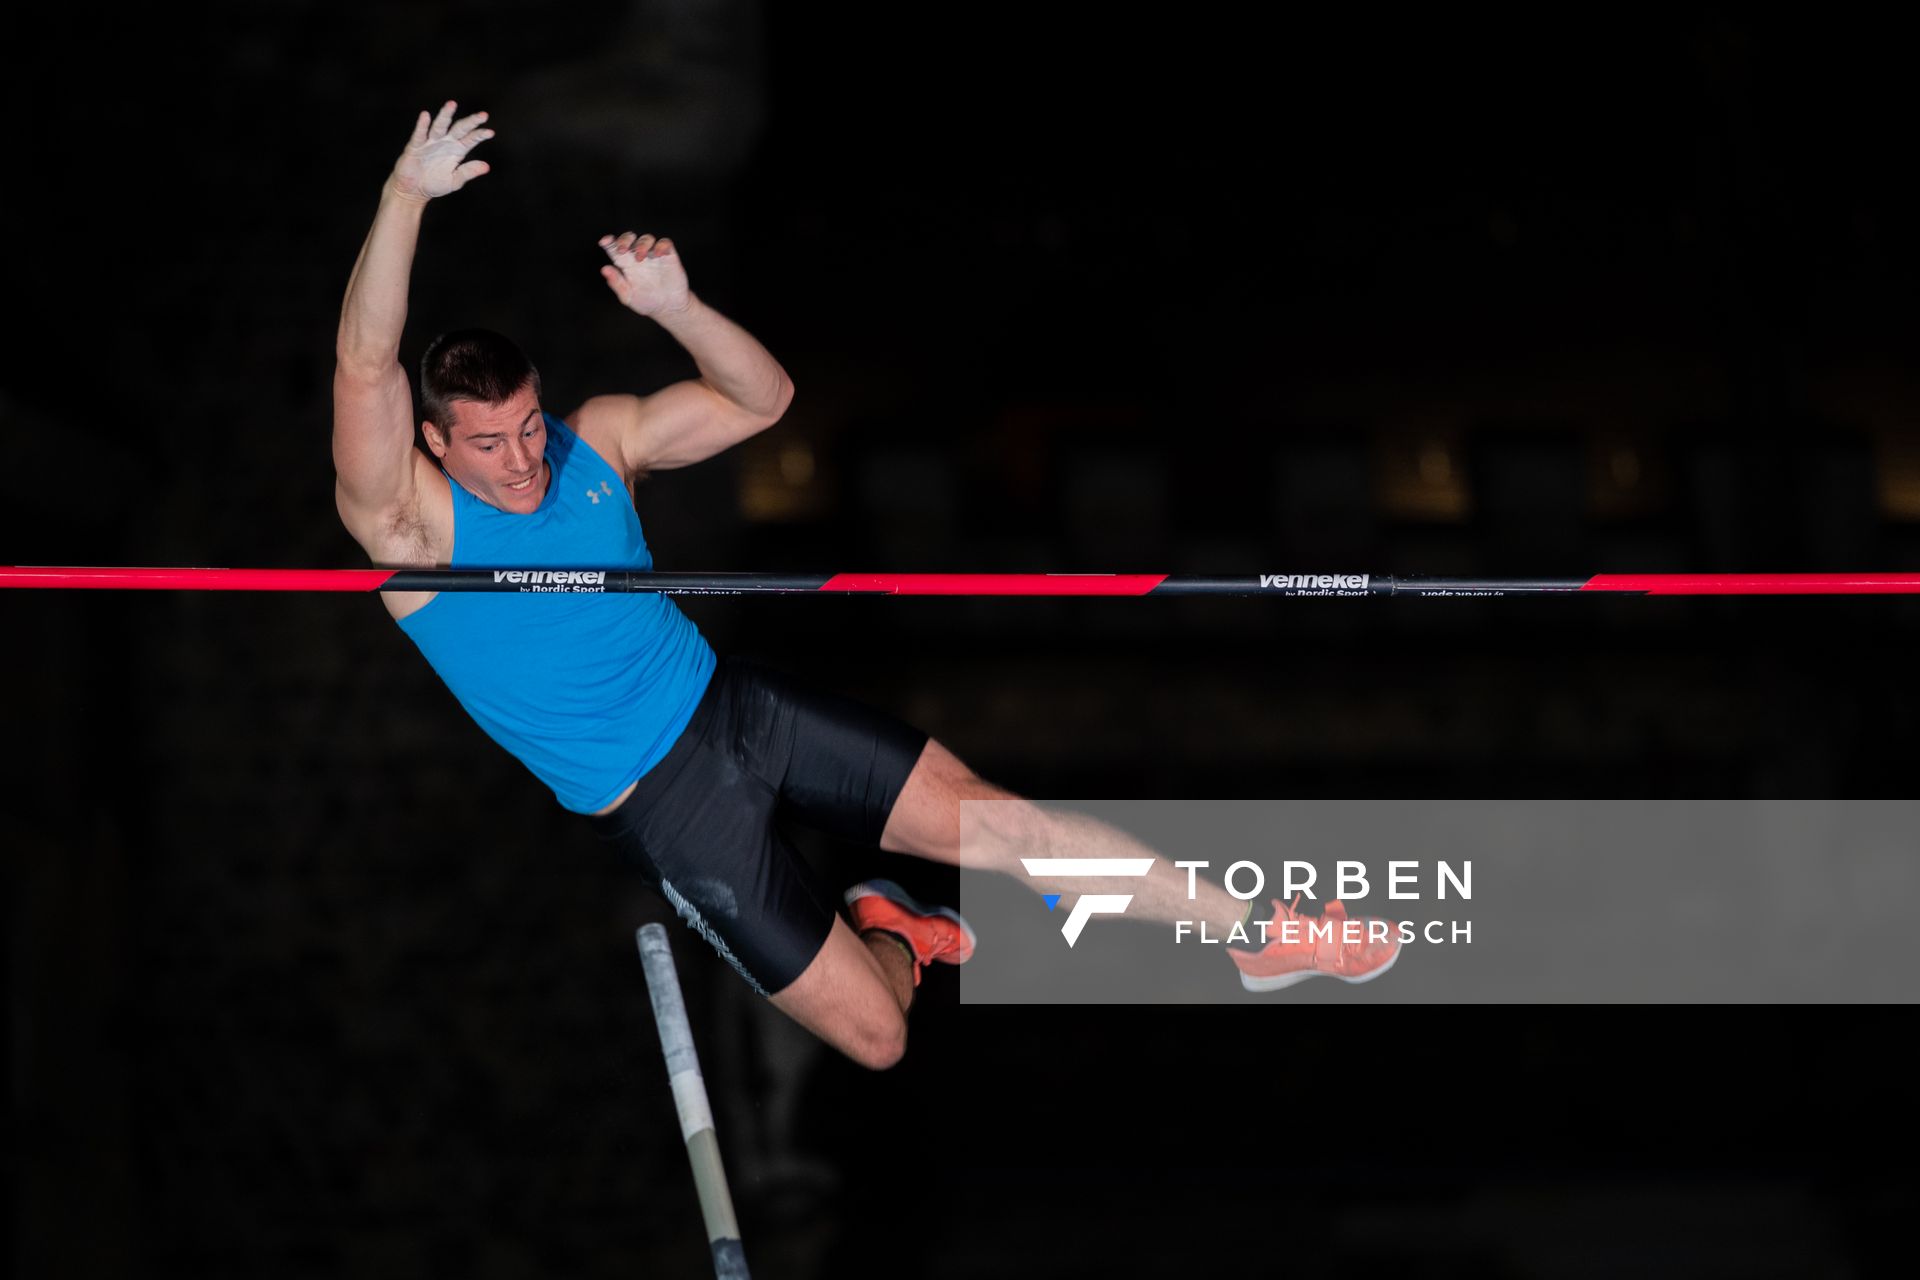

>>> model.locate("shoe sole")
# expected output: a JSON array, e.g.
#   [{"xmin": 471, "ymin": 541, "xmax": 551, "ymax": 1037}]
[
  {"xmin": 844, "ymin": 878, "xmax": 978, "ymax": 963},
  {"xmin": 1237, "ymin": 943, "xmax": 1401, "ymax": 992}
]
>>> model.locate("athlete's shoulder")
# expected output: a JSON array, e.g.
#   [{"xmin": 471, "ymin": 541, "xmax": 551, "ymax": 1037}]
[{"xmin": 561, "ymin": 395, "xmax": 642, "ymax": 482}]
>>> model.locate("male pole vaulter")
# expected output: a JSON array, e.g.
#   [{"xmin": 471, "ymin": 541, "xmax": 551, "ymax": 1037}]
[{"xmin": 330, "ymin": 102, "xmax": 1399, "ymax": 1067}]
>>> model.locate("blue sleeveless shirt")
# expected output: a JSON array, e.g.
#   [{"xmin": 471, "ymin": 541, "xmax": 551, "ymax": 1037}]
[{"xmin": 398, "ymin": 413, "xmax": 716, "ymax": 813}]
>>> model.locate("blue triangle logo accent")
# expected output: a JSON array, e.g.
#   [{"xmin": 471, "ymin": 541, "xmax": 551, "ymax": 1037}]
[{"xmin": 1043, "ymin": 894, "xmax": 1062, "ymax": 912}]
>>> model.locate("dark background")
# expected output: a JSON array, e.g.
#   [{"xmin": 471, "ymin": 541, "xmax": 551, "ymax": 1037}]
[{"xmin": 5, "ymin": 4, "xmax": 1917, "ymax": 1276}]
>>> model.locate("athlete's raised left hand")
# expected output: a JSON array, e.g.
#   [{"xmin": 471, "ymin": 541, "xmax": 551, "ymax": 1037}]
[{"xmin": 598, "ymin": 232, "xmax": 691, "ymax": 319}]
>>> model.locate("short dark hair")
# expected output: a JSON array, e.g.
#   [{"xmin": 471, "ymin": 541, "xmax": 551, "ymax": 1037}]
[{"xmin": 420, "ymin": 329, "xmax": 542, "ymax": 433}]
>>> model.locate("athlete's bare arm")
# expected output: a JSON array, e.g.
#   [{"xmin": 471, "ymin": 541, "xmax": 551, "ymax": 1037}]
[
  {"xmin": 567, "ymin": 232, "xmax": 795, "ymax": 480},
  {"xmin": 332, "ymin": 102, "xmax": 494, "ymax": 570}
]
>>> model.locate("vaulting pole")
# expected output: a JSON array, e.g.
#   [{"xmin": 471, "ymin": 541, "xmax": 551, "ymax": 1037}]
[{"xmin": 637, "ymin": 925, "xmax": 750, "ymax": 1280}]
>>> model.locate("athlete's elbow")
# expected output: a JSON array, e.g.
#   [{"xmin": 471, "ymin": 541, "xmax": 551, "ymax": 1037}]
[
  {"xmin": 334, "ymin": 348, "xmax": 397, "ymax": 386},
  {"xmin": 747, "ymin": 368, "xmax": 794, "ymax": 427}
]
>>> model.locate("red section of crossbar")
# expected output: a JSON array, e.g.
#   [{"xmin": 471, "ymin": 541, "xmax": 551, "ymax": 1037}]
[
  {"xmin": 1581, "ymin": 573, "xmax": 1920, "ymax": 595},
  {"xmin": 0, "ymin": 566, "xmax": 399, "ymax": 591}
]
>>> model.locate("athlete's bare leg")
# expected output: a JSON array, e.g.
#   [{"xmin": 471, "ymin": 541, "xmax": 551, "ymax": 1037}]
[
  {"xmin": 772, "ymin": 740, "xmax": 1245, "ymax": 1070},
  {"xmin": 878, "ymin": 739, "xmax": 1246, "ymax": 933},
  {"xmin": 767, "ymin": 917, "xmax": 914, "ymax": 1070}
]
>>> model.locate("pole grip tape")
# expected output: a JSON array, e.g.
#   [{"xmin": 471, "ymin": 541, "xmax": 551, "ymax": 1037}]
[{"xmin": 668, "ymin": 1068, "xmax": 717, "ymax": 1143}]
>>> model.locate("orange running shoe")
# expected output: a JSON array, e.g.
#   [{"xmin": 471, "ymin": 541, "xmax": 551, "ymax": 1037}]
[
  {"xmin": 1228, "ymin": 896, "xmax": 1401, "ymax": 992},
  {"xmin": 845, "ymin": 880, "xmax": 976, "ymax": 986}
]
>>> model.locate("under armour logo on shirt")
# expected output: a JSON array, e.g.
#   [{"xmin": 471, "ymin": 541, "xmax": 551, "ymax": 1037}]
[{"xmin": 586, "ymin": 480, "xmax": 614, "ymax": 504}]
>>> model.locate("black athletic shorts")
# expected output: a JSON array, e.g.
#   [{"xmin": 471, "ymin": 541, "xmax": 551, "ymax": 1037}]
[{"xmin": 587, "ymin": 657, "xmax": 929, "ymax": 996}]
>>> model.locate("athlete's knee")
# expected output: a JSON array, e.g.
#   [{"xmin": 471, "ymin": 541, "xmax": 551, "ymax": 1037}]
[
  {"xmin": 774, "ymin": 934, "xmax": 911, "ymax": 1070},
  {"xmin": 847, "ymin": 1004, "xmax": 908, "ymax": 1071}
]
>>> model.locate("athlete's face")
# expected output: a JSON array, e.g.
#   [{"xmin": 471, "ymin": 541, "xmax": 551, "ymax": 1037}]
[{"xmin": 427, "ymin": 384, "xmax": 550, "ymax": 514}]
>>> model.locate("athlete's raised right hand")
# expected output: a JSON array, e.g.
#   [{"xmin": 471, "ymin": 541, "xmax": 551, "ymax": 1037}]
[{"xmin": 389, "ymin": 101, "xmax": 494, "ymax": 201}]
